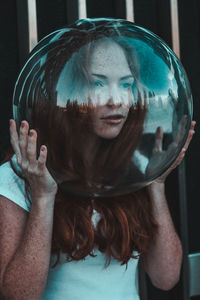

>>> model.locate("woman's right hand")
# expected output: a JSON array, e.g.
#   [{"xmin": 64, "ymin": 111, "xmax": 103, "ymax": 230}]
[{"xmin": 9, "ymin": 119, "xmax": 58, "ymax": 200}]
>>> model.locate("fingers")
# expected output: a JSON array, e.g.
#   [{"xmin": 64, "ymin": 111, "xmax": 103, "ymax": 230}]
[
  {"xmin": 153, "ymin": 126, "xmax": 163, "ymax": 153},
  {"xmin": 169, "ymin": 120, "xmax": 196, "ymax": 169},
  {"xmin": 182, "ymin": 120, "xmax": 196, "ymax": 152},
  {"xmin": 9, "ymin": 119, "xmax": 22, "ymax": 163},
  {"xmin": 190, "ymin": 120, "xmax": 196, "ymax": 131},
  {"xmin": 10, "ymin": 119, "xmax": 48, "ymax": 173},
  {"xmin": 38, "ymin": 145, "xmax": 48, "ymax": 172},
  {"xmin": 10, "ymin": 119, "xmax": 30, "ymax": 167},
  {"xmin": 175, "ymin": 115, "xmax": 188, "ymax": 142},
  {"xmin": 19, "ymin": 121, "xmax": 29, "ymax": 165},
  {"xmin": 27, "ymin": 129, "xmax": 37, "ymax": 167},
  {"xmin": 170, "ymin": 148, "xmax": 186, "ymax": 170}
]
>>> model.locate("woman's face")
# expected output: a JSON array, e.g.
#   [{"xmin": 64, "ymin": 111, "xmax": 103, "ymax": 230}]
[{"xmin": 88, "ymin": 40, "xmax": 134, "ymax": 139}]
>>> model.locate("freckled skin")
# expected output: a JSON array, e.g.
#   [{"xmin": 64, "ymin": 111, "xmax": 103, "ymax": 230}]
[
  {"xmin": 142, "ymin": 183, "xmax": 183, "ymax": 290},
  {"xmin": 88, "ymin": 41, "xmax": 133, "ymax": 139},
  {"xmin": 0, "ymin": 119, "xmax": 57, "ymax": 299},
  {"xmin": 0, "ymin": 195, "xmax": 55, "ymax": 299},
  {"xmin": 0, "ymin": 50, "xmax": 195, "ymax": 298}
]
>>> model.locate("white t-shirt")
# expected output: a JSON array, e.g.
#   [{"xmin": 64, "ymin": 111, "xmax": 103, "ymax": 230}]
[{"xmin": 0, "ymin": 156, "xmax": 140, "ymax": 300}]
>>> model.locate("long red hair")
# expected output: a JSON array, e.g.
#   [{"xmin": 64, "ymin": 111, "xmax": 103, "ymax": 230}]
[
  {"xmin": 4, "ymin": 99, "xmax": 158, "ymax": 266},
  {"xmin": 4, "ymin": 19, "xmax": 158, "ymax": 266}
]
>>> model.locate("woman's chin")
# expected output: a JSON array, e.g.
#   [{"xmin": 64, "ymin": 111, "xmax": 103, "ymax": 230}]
[{"xmin": 96, "ymin": 129, "xmax": 121, "ymax": 139}]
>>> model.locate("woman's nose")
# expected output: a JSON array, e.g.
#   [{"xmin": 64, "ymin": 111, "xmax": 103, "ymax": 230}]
[
  {"xmin": 106, "ymin": 85, "xmax": 122, "ymax": 107},
  {"xmin": 106, "ymin": 97, "xmax": 122, "ymax": 108}
]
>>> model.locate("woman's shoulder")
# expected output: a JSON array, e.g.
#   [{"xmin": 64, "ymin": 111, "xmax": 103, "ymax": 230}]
[{"xmin": 0, "ymin": 155, "xmax": 30, "ymax": 212}]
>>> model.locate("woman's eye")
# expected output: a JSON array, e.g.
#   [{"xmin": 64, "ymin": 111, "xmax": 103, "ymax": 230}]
[
  {"xmin": 94, "ymin": 81, "xmax": 104, "ymax": 87},
  {"xmin": 121, "ymin": 82, "xmax": 132, "ymax": 88}
]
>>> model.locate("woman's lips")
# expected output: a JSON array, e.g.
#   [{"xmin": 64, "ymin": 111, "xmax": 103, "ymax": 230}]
[{"xmin": 100, "ymin": 114, "xmax": 125, "ymax": 124}]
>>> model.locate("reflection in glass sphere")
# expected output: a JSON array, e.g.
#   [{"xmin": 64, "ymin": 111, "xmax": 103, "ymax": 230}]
[{"xmin": 13, "ymin": 18, "xmax": 193, "ymax": 197}]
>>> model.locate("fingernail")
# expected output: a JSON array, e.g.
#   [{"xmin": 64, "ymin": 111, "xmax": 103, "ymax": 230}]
[
  {"xmin": 29, "ymin": 130, "xmax": 34, "ymax": 137},
  {"xmin": 41, "ymin": 146, "xmax": 46, "ymax": 151},
  {"xmin": 21, "ymin": 122, "xmax": 25, "ymax": 128}
]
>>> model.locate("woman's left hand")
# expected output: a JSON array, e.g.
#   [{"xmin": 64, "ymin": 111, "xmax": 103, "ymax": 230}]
[
  {"xmin": 143, "ymin": 120, "xmax": 196, "ymax": 290},
  {"xmin": 147, "ymin": 120, "xmax": 196, "ymax": 184}
]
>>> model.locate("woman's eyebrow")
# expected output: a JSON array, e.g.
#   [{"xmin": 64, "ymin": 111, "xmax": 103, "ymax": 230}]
[
  {"xmin": 91, "ymin": 74, "xmax": 134, "ymax": 80},
  {"xmin": 91, "ymin": 73, "xmax": 107, "ymax": 79},
  {"xmin": 120, "ymin": 75, "xmax": 134, "ymax": 80}
]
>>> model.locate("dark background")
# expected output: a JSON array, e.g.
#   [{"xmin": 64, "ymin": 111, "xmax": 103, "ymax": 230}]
[{"xmin": 0, "ymin": 0, "xmax": 200, "ymax": 299}]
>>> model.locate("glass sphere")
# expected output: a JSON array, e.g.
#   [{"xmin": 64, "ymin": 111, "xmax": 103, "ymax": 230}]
[{"xmin": 13, "ymin": 18, "xmax": 193, "ymax": 197}]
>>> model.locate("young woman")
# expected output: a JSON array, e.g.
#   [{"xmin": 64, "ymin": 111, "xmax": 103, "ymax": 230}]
[{"xmin": 0, "ymin": 19, "xmax": 195, "ymax": 300}]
